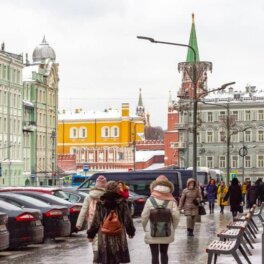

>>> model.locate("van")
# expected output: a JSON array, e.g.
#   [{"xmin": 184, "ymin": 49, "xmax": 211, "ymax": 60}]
[{"xmin": 78, "ymin": 170, "xmax": 199, "ymax": 200}]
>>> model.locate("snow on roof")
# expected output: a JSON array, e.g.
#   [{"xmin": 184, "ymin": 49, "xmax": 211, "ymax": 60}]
[
  {"xmin": 136, "ymin": 150, "xmax": 164, "ymax": 162},
  {"xmin": 23, "ymin": 100, "xmax": 34, "ymax": 107},
  {"xmin": 59, "ymin": 109, "xmax": 142, "ymax": 121},
  {"xmin": 144, "ymin": 163, "xmax": 165, "ymax": 170},
  {"xmin": 22, "ymin": 65, "xmax": 39, "ymax": 82}
]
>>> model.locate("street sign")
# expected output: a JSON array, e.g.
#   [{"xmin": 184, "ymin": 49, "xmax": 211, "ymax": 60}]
[{"xmin": 83, "ymin": 164, "xmax": 89, "ymax": 172}]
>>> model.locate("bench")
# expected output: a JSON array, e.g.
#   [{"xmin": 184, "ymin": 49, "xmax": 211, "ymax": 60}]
[
  {"xmin": 206, "ymin": 226, "xmax": 249, "ymax": 264},
  {"xmin": 253, "ymin": 202, "xmax": 264, "ymax": 222},
  {"xmin": 234, "ymin": 206, "xmax": 258, "ymax": 234}
]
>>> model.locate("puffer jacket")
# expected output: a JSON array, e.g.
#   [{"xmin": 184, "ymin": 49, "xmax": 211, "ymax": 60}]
[
  {"xmin": 141, "ymin": 185, "xmax": 180, "ymax": 244},
  {"xmin": 179, "ymin": 178, "xmax": 201, "ymax": 216}
]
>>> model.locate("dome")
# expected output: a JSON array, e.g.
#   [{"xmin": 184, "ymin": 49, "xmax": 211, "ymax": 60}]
[{"xmin": 32, "ymin": 36, "xmax": 56, "ymax": 62}]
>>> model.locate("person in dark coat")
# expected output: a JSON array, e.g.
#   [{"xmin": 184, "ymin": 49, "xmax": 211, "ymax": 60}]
[
  {"xmin": 247, "ymin": 182, "xmax": 258, "ymax": 209},
  {"xmin": 224, "ymin": 178, "xmax": 243, "ymax": 218},
  {"xmin": 206, "ymin": 179, "xmax": 217, "ymax": 214},
  {"xmin": 87, "ymin": 181, "xmax": 136, "ymax": 264},
  {"xmin": 255, "ymin": 178, "xmax": 263, "ymax": 205}
]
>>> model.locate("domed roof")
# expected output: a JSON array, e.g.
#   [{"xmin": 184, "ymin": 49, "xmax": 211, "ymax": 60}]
[{"xmin": 32, "ymin": 36, "xmax": 56, "ymax": 63}]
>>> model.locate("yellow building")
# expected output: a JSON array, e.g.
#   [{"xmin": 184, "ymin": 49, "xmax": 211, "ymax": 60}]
[{"xmin": 57, "ymin": 103, "xmax": 145, "ymax": 170}]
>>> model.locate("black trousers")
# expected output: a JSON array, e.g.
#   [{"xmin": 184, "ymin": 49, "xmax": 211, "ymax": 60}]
[{"xmin": 149, "ymin": 244, "xmax": 169, "ymax": 264}]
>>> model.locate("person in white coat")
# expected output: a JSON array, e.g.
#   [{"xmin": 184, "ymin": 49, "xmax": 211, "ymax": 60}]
[
  {"xmin": 141, "ymin": 175, "xmax": 180, "ymax": 264},
  {"xmin": 76, "ymin": 175, "xmax": 107, "ymax": 263}
]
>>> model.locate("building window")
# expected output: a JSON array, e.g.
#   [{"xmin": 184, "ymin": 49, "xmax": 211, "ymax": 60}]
[
  {"xmin": 245, "ymin": 156, "xmax": 251, "ymax": 168},
  {"xmin": 231, "ymin": 129, "xmax": 239, "ymax": 142},
  {"xmin": 219, "ymin": 131, "xmax": 226, "ymax": 142},
  {"xmin": 79, "ymin": 127, "xmax": 87, "ymax": 138},
  {"xmin": 70, "ymin": 127, "xmax": 78, "ymax": 139},
  {"xmin": 245, "ymin": 110, "xmax": 251, "ymax": 121},
  {"xmin": 258, "ymin": 110, "xmax": 264, "ymax": 120},
  {"xmin": 206, "ymin": 157, "xmax": 213, "ymax": 168},
  {"xmin": 231, "ymin": 155, "xmax": 239, "ymax": 168},
  {"xmin": 197, "ymin": 156, "xmax": 201, "ymax": 167},
  {"xmin": 245, "ymin": 130, "xmax": 251, "ymax": 142},
  {"xmin": 258, "ymin": 130, "xmax": 264, "ymax": 142},
  {"xmin": 101, "ymin": 126, "xmax": 110, "ymax": 138},
  {"xmin": 111, "ymin": 126, "xmax": 119, "ymax": 138},
  {"xmin": 70, "ymin": 148, "xmax": 77, "ymax": 155},
  {"xmin": 219, "ymin": 111, "xmax": 226, "ymax": 121},
  {"xmin": 206, "ymin": 131, "xmax": 213, "ymax": 143},
  {"xmin": 232, "ymin": 111, "xmax": 238, "ymax": 121},
  {"xmin": 219, "ymin": 156, "xmax": 226, "ymax": 168},
  {"xmin": 257, "ymin": 155, "xmax": 264, "ymax": 168},
  {"xmin": 207, "ymin": 112, "xmax": 213, "ymax": 122}
]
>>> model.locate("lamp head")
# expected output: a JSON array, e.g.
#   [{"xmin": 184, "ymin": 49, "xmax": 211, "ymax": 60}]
[{"xmin": 137, "ymin": 36, "xmax": 155, "ymax": 43}]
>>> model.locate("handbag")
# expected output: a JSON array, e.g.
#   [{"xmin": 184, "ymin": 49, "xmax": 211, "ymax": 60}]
[{"xmin": 198, "ymin": 204, "xmax": 206, "ymax": 216}]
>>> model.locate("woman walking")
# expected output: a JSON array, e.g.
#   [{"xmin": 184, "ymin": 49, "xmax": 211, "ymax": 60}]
[
  {"xmin": 141, "ymin": 175, "xmax": 180, "ymax": 264},
  {"xmin": 87, "ymin": 181, "xmax": 135, "ymax": 264},
  {"xmin": 76, "ymin": 175, "xmax": 107, "ymax": 263},
  {"xmin": 179, "ymin": 178, "xmax": 201, "ymax": 237},
  {"xmin": 206, "ymin": 179, "xmax": 217, "ymax": 214},
  {"xmin": 217, "ymin": 181, "xmax": 228, "ymax": 214},
  {"xmin": 224, "ymin": 177, "xmax": 243, "ymax": 218}
]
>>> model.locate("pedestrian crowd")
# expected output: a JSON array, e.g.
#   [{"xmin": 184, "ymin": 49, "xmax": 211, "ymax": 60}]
[{"xmin": 75, "ymin": 174, "xmax": 264, "ymax": 264}]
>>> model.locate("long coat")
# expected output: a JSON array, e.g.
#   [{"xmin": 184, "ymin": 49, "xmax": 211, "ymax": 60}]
[
  {"xmin": 179, "ymin": 186, "xmax": 201, "ymax": 216},
  {"xmin": 141, "ymin": 196, "xmax": 180, "ymax": 244},
  {"xmin": 206, "ymin": 184, "xmax": 217, "ymax": 202},
  {"xmin": 224, "ymin": 184, "xmax": 242, "ymax": 212},
  {"xmin": 217, "ymin": 185, "xmax": 228, "ymax": 206},
  {"xmin": 87, "ymin": 192, "xmax": 135, "ymax": 264}
]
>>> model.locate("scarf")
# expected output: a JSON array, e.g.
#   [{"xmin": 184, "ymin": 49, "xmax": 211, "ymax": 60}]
[{"xmin": 151, "ymin": 185, "xmax": 175, "ymax": 201}]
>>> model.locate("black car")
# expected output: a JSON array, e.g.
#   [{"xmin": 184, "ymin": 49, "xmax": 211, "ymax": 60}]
[
  {"xmin": 0, "ymin": 212, "xmax": 9, "ymax": 250},
  {"xmin": 15, "ymin": 191, "xmax": 83, "ymax": 233},
  {"xmin": 60, "ymin": 189, "xmax": 88, "ymax": 203},
  {"xmin": 129, "ymin": 191, "xmax": 147, "ymax": 216},
  {"xmin": 0, "ymin": 193, "xmax": 71, "ymax": 239},
  {"xmin": 0, "ymin": 200, "xmax": 44, "ymax": 249}
]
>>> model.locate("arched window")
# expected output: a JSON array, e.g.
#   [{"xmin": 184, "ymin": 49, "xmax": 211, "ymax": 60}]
[
  {"xmin": 79, "ymin": 127, "xmax": 87, "ymax": 138},
  {"xmin": 70, "ymin": 127, "xmax": 78, "ymax": 139},
  {"xmin": 101, "ymin": 126, "xmax": 110, "ymax": 138},
  {"xmin": 111, "ymin": 126, "xmax": 119, "ymax": 138}
]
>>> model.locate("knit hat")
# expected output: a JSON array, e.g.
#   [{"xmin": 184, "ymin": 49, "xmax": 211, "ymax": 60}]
[
  {"xmin": 156, "ymin": 175, "xmax": 168, "ymax": 182},
  {"xmin": 95, "ymin": 175, "xmax": 107, "ymax": 189},
  {"xmin": 150, "ymin": 175, "xmax": 174, "ymax": 193}
]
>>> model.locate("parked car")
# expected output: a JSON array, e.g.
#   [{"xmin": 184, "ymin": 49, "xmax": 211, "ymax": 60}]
[
  {"xmin": 0, "ymin": 212, "xmax": 9, "ymax": 250},
  {"xmin": 129, "ymin": 191, "xmax": 147, "ymax": 216},
  {"xmin": 15, "ymin": 191, "xmax": 83, "ymax": 233},
  {"xmin": 60, "ymin": 189, "xmax": 88, "ymax": 203},
  {"xmin": 0, "ymin": 200, "xmax": 44, "ymax": 249},
  {"xmin": 0, "ymin": 193, "xmax": 71, "ymax": 238},
  {"xmin": 0, "ymin": 187, "xmax": 69, "ymax": 200}
]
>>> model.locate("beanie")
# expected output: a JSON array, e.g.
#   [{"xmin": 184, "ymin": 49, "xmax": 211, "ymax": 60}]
[
  {"xmin": 96, "ymin": 175, "xmax": 107, "ymax": 189},
  {"xmin": 156, "ymin": 175, "xmax": 168, "ymax": 182}
]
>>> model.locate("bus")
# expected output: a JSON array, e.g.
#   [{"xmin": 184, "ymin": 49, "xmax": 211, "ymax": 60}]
[{"xmin": 63, "ymin": 174, "xmax": 89, "ymax": 187}]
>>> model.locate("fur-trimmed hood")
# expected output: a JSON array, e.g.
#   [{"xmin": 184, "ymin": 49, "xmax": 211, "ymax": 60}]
[
  {"xmin": 150, "ymin": 179, "xmax": 174, "ymax": 193},
  {"xmin": 187, "ymin": 178, "xmax": 196, "ymax": 188},
  {"xmin": 89, "ymin": 188, "xmax": 105, "ymax": 199}
]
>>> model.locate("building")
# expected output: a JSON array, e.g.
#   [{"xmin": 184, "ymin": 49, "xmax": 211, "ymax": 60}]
[
  {"xmin": 164, "ymin": 14, "xmax": 212, "ymax": 168},
  {"xmin": 57, "ymin": 103, "xmax": 145, "ymax": 171},
  {"xmin": 0, "ymin": 43, "xmax": 24, "ymax": 186},
  {"xmin": 22, "ymin": 37, "xmax": 59, "ymax": 186}
]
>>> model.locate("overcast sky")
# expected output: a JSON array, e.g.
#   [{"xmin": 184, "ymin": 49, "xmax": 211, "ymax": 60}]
[{"xmin": 1, "ymin": 0, "xmax": 264, "ymax": 128}]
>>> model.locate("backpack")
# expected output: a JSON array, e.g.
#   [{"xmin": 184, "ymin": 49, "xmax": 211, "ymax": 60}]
[
  {"xmin": 101, "ymin": 210, "xmax": 123, "ymax": 236},
  {"xmin": 149, "ymin": 197, "xmax": 172, "ymax": 238}
]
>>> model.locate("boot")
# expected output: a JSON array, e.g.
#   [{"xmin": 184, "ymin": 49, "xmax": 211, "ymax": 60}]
[
  {"xmin": 93, "ymin": 251, "xmax": 99, "ymax": 264},
  {"xmin": 189, "ymin": 229, "xmax": 194, "ymax": 236},
  {"xmin": 212, "ymin": 204, "xmax": 214, "ymax": 214},
  {"xmin": 187, "ymin": 228, "xmax": 190, "ymax": 236}
]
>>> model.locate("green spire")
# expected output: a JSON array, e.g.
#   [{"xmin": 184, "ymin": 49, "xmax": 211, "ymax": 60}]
[
  {"xmin": 138, "ymin": 88, "xmax": 143, "ymax": 106},
  {"xmin": 186, "ymin": 13, "xmax": 200, "ymax": 62}
]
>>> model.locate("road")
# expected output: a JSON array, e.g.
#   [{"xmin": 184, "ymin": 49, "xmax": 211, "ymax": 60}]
[{"xmin": 0, "ymin": 206, "xmax": 233, "ymax": 264}]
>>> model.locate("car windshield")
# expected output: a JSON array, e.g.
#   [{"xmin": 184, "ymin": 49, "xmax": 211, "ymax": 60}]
[
  {"xmin": 78, "ymin": 191, "xmax": 88, "ymax": 197},
  {"xmin": 53, "ymin": 190, "xmax": 69, "ymax": 200},
  {"xmin": 14, "ymin": 195, "xmax": 51, "ymax": 207}
]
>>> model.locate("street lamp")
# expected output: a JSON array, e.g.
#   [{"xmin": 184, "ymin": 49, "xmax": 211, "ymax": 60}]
[
  {"xmin": 239, "ymin": 126, "xmax": 252, "ymax": 183},
  {"xmin": 51, "ymin": 130, "xmax": 56, "ymax": 186},
  {"xmin": 137, "ymin": 36, "xmax": 199, "ymax": 180}
]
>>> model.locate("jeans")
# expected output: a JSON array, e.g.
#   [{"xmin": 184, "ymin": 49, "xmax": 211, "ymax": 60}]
[{"xmin": 149, "ymin": 244, "xmax": 169, "ymax": 264}]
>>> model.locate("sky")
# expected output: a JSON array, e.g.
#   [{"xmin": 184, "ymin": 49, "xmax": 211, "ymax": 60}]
[{"xmin": 1, "ymin": 0, "xmax": 264, "ymax": 128}]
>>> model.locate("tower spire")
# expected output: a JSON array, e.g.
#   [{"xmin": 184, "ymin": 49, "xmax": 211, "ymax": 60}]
[
  {"xmin": 136, "ymin": 88, "xmax": 145, "ymax": 117},
  {"xmin": 186, "ymin": 13, "xmax": 200, "ymax": 62}
]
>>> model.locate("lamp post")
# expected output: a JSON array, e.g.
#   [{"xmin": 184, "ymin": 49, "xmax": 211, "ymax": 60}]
[
  {"xmin": 137, "ymin": 36, "xmax": 199, "ymax": 180},
  {"xmin": 239, "ymin": 126, "xmax": 252, "ymax": 183},
  {"xmin": 51, "ymin": 130, "xmax": 56, "ymax": 186}
]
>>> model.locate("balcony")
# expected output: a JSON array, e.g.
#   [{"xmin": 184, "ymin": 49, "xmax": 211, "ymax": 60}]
[
  {"xmin": 170, "ymin": 142, "xmax": 186, "ymax": 149},
  {"xmin": 23, "ymin": 121, "xmax": 36, "ymax": 132},
  {"xmin": 174, "ymin": 123, "xmax": 188, "ymax": 130}
]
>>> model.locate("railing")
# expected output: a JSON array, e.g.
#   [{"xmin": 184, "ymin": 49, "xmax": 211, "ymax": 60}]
[{"xmin": 170, "ymin": 142, "xmax": 186, "ymax": 149}]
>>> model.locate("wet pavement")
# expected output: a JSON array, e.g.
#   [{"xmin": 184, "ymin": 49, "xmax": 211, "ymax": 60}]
[{"xmin": 0, "ymin": 206, "xmax": 235, "ymax": 264}]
